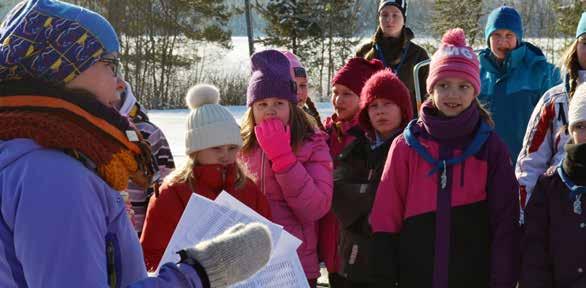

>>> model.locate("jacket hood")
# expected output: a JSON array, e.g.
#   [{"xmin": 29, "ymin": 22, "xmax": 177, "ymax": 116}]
[
  {"xmin": 0, "ymin": 139, "xmax": 43, "ymax": 172},
  {"xmin": 479, "ymin": 41, "xmax": 547, "ymax": 73},
  {"xmin": 117, "ymin": 80, "xmax": 138, "ymax": 117}
]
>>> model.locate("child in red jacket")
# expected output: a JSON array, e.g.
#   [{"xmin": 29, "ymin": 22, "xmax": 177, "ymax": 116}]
[{"xmin": 140, "ymin": 84, "xmax": 271, "ymax": 271}]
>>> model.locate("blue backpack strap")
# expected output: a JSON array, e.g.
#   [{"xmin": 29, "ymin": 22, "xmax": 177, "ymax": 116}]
[
  {"xmin": 404, "ymin": 120, "xmax": 493, "ymax": 176},
  {"xmin": 374, "ymin": 43, "xmax": 387, "ymax": 68},
  {"xmin": 404, "ymin": 119, "xmax": 440, "ymax": 175},
  {"xmin": 443, "ymin": 122, "xmax": 493, "ymax": 168},
  {"xmin": 557, "ymin": 166, "xmax": 586, "ymax": 200}
]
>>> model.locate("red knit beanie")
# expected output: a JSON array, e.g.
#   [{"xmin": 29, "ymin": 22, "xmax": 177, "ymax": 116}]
[
  {"xmin": 331, "ymin": 58, "xmax": 385, "ymax": 96},
  {"xmin": 426, "ymin": 28, "xmax": 480, "ymax": 95},
  {"xmin": 359, "ymin": 69, "xmax": 413, "ymax": 132}
]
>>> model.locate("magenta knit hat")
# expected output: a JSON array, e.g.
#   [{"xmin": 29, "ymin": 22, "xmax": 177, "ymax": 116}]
[
  {"xmin": 246, "ymin": 49, "xmax": 298, "ymax": 106},
  {"xmin": 359, "ymin": 69, "xmax": 413, "ymax": 132},
  {"xmin": 426, "ymin": 28, "xmax": 480, "ymax": 95},
  {"xmin": 332, "ymin": 58, "xmax": 385, "ymax": 96}
]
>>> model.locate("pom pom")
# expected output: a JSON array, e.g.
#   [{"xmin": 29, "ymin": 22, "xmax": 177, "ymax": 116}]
[
  {"xmin": 186, "ymin": 84, "xmax": 220, "ymax": 110},
  {"xmin": 442, "ymin": 28, "xmax": 467, "ymax": 46}
]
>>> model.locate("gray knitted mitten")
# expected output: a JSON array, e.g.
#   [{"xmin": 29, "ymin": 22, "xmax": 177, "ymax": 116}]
[{"xmin": 184, "ymin": 222, "xmax": 272, "ymax": 288}]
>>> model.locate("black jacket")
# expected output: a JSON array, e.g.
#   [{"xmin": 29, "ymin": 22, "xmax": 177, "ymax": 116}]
[{"xmin": 332, "ymin": 131, "xmax": 394, "ymax": 283}]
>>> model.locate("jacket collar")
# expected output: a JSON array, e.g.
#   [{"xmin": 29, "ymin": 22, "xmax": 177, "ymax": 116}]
[{"xmin": 192, "ymin": 164, "xmax": 237, "ymax": 193}]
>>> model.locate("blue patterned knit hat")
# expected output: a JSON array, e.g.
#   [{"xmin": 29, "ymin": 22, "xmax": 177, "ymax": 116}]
[{"xmin": 0, "ymin": 0, "xmax": 120, "ymax": 84}]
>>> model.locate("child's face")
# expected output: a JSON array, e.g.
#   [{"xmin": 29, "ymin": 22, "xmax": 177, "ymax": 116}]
[
  {"xmin": 295, "ymin": 77, "xmax": 309, "ymax": 106},
  {"xmin": 489, "ymin": 29, "xmax": 517, "ymax": 61},
  {"xmin": 571, "ymin": 121, "xmax": 586, "ymax": 144},
  {"xmin": 332, "ymin": 84, "xmax": 360, "ymax": 122},
  {"xmin": 431, "ymin": 77, "xmax": 476, "ymax": 117},
  {"xmin": 577, "ymin": 36, "xmax": 586, "ymax": 70},
  {"xmin": 252, "ymin": 97, "xmax": 291, "ymax": 125},
  {"xmin": 368, "ymin": 98, "xmax": 402, "ymax": 138},
  {"xmin": 195, "ymin": 144, "xmax": 240, "ymax": 166}
]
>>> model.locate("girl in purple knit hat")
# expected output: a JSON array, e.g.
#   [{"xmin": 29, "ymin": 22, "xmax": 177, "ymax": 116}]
[
  {"xmin": 239, "ymin": 49, "xmax": 333, "ymax": 288},
  {"xmin": 370, "ymin": 28, "xmax": 520, "ymax": 288}
]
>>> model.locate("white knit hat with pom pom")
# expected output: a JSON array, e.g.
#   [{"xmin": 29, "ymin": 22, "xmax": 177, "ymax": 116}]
[{"xmin": 185, "ymin": 84, "xmax": 243, "ymax": 155}]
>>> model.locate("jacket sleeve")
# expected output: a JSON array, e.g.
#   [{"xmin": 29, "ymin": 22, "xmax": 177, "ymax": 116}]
[
  {"xmin": 273, "ymin": 134, "xmax": 333, "ymax": 223},
  {"xmin": 487, "ymin": 136, "xmax": 521, "ymax": 288},
  {"xmin": 129, "ymin": 263, "xmax": 206, "ymax": 288},
  {"xmin": 140, "ymin": 184, "xmax": 185, "ymax": 271},
  {"xmin": 332, "ymin": 181, "xmax": 374, "ymax": 232},
  {"xmin": 519, "ymin": 176, "xmax": 553, "ymax": 288},
  {"xmin": 515, "ymin": 91, "xmax": 560, "ymax": 208},
  {"xmin": 369, "ymin": 136, "xmax": 409, "ymax": 234}
]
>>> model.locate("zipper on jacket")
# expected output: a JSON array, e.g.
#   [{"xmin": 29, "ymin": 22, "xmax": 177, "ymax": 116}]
[{"xmin": 220, "ymin": 166, "xmax": 227, "ymax": 190}]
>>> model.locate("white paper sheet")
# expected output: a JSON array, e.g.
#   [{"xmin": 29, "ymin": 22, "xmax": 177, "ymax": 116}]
[{"xmin": 155, "ymin": 192, "xmax": 309, "ymax": 287}]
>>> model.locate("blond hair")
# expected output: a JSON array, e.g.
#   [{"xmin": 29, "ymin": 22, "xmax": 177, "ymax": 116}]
[
  {"xmin": 240, "ymin": 102, "xmax": 318, "ymax": 155},
  {"xmin": 561, "ymin": 39, "xmax": 582, "ymax": 100}
]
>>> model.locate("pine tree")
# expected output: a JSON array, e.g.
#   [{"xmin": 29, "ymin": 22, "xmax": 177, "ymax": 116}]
[
  {"xmin": 431, "ymin": 0, "xmax": 483, "ymax": 45},
  {"xmin": 258, "ymin": 0, "xmax": 361, "ymax": 99},
  {"xmin": 552, "ymin": 0, "xmax": 586, "ymax": 37}
]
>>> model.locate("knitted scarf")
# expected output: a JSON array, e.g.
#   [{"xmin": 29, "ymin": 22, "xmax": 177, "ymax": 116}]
[{"xmin": 0, "ymin": 80, "xmax": 155, "ymax": 191}]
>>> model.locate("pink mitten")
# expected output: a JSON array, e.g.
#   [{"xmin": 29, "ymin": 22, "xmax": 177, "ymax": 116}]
[{"xmin": 255, "ymin": 118, "xmax": 297, "ymax": 172}]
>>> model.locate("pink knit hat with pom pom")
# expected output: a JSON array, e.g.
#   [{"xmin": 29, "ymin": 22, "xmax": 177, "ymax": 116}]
[{"xmin": 426, "ymin": 28, "xmax": 480, "ymax": 95}]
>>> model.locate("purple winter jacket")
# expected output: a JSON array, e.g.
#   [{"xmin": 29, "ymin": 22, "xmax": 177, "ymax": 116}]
[
  {"xmin": 0, "ymin": 139, "xmax": 205, "ymax": 288},
  {"xmin": 521, "ymin": 170, "xmax": 586, "ymax": 288}
]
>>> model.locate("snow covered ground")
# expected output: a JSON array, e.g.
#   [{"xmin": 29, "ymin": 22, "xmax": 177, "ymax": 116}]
[{"xmin": 149, "ymin": 102, "xmax": 334, "ymax": 167}]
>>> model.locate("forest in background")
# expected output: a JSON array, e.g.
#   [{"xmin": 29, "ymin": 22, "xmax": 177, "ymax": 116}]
[{"xmin": 1, "ymin": 0, "xmax": 584, "ymax": 108}]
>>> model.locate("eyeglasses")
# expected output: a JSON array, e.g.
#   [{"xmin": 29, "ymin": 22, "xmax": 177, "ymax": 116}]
[
  {"xmin": 293, "ymin": 67, "xmax": 307, "ymax": 78},
  {"xmin": 99, "ymin": 57, "xmax": 120, "ymax": 77}
]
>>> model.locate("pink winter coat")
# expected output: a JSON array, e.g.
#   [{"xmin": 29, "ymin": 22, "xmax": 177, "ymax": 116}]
[{"xmin": 240, "ymin": 131, "xmax": 333, "ymax": 279}]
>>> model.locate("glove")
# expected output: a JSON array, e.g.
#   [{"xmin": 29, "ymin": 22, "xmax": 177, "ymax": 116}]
[
  {"xmin": 181, "ymin": 223, "xmax": 272, "ymax": 288},
  {"xmin": 254, "ymin": 118, "xmax": 297, "ymax": 172}
]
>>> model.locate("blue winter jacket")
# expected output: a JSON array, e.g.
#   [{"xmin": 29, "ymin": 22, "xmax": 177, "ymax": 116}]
[
  {"xmin": 478, "ymin": 42, "xmax": 561, "ymax": 163},
  {"xmin": 0, "ymin": 139, "xmax": 205, "ymax": 288}
]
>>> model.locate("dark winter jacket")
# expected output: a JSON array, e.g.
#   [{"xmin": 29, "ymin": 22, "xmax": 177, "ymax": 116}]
[
  {"xmin": 356, "ymin": 27, "xmax": 429, "ymax": 116},
  {"xmin": 332, "ymin": 131, "xmax": 394, "ymax": 283},
  {"xmin": 369, "ymin": 101, "xmax": 521, "ymax": 288},
  {"xmin": 520, "ymin": 169, "xmax": 586, "ymax": 287}
]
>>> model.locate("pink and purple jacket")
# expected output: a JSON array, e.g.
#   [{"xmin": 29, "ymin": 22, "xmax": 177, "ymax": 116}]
[
  {"xmin": 240, "ymin": 131, "xmax": 333, "ymax": 279},
  {"xmin": 319, "ymin": 114, "xmax": 362, "ymax": 273},
  {"xmin": 370, "ymin": 102, "xmax": 520, "ymax": 288}
]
